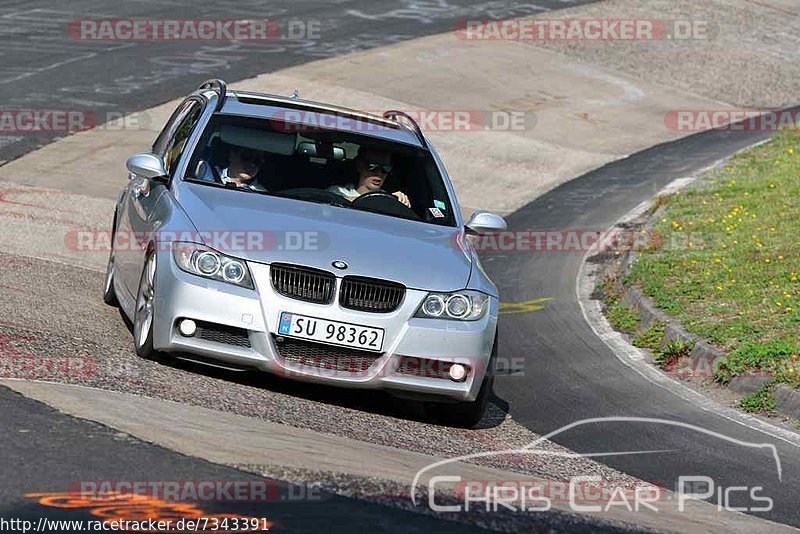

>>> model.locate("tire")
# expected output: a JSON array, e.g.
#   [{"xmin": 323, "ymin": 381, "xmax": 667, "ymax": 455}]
[
  {"xmin": 102, "ymin": 250, "xmax": 119, "ymax": 307},
  {"xmin": 426, "ymin": 334, "xmax": 498, "ymax": 428},
  {"xmin": 103, "ymin": 218, "xmax": 119, "ymax": 307},
  {"xmin": 133, "ymin": 252, "xmax": 160, "ymax": 360}
]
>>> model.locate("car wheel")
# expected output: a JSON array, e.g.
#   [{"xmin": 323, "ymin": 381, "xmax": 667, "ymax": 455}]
[
  {"xmin": 133, "ymin": 252, "xmax": 159, "ymax": 360},
  {"xmin": 427, "ymin": 335, "xmax": 498, "ymax": 428},
  {"xmin": 103, "ymin": 217, "xmax": 120, "ymax": 307},
  {"xmin": 102, "ymin": 250, "xmax": 119, "ymax": 307}
]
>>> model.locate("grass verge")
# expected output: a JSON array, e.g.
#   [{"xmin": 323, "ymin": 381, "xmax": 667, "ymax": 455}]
[
  {"xmin": 627, "ymin": 132, "xmax": 800, "ymax": 412},
  {"xmin": 653, "ymin": 339, "xmax": 695, "ymax": 366},
  {"xmin": 633, "ymin": 322, "xmax": 666, "ymax": 350},
  {"xmin": 605, "ymin": 295, "xmax": 640, "ymax": 333}
]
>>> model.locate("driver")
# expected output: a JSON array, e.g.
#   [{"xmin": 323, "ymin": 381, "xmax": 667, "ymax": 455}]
[
  {"xmin": 326, "ymin": 147, "xmax": 411, "ymax": 207},
  {"xmin": 197, "ymin": 145, "xmax": 268, "ymax": 192}
]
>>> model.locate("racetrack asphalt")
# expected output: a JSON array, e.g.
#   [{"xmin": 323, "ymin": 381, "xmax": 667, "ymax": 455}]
[
  {"xmin": 485, "ymin": 119, "xmax": 800, "ymax": 527},
  {"xmin": 0, "ymin": 387, "xmax": 492, "ymax": 533},
  {"xmin": 0, "ymin": 0, "xmax": 596, "ymax": 163}
]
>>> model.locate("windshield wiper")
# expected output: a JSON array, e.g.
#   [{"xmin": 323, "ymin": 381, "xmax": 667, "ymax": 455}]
[
  {"xmin": 274, "ymin": 191, "xmax": 349, "ymax": 207},
  {"xmin": 185, "ymin": 178, "xmax": 273, "ymax": 195},
  {"xmin": 287, "ymin": 196, "xmax": 349, "ymax": 208}
]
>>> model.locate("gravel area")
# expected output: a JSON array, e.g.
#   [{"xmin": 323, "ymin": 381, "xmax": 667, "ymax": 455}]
[
  {"xmin": 0, "ymin": 252, "xmax": 642, "ymax": 491},
  {"xmin": 227, "ymin": 464, "xmax": 646, "ymax": 533},
  {"xmin": 526, "ymin": 0, "xmax": 800, "ymax": 108}
]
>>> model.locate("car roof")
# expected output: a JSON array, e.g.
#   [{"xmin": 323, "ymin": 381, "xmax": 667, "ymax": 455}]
[{"xmin": 211, "ymin": 89, "xmax": 427, "ymax": 149}]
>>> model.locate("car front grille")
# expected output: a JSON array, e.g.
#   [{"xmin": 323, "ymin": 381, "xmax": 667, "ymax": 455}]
[
  {"xmin": 270, "ymin": 263, "xmax": 335, "ymax": 304},
  {"xmin": 196, "ymin": 321, "xmax": 251, "ymax": 348},
  {"xmin": 340, "ymin": 277, "xmax": 405, "ymax": 313},
  {"xmin": 273, "ymin": 337, "xmax": 382, "ymax": 374}
]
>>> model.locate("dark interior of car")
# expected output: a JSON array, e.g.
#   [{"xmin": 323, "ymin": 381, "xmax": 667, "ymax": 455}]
[{"xmin": 186, "ymin": 114, "xmax": 457, "ymax": 226}]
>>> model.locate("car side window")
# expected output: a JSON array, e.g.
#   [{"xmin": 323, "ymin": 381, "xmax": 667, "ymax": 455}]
[
  {"xmin": 164, "ymin": 104, "xmax": 202, "ymax": 177},
  {"xmin": 152, "ymin": 100, "xmax": 192, "ymax": 156},
  {"xmin": 152, "ymin": 100, "xmax": 203, "ymax": 177}
]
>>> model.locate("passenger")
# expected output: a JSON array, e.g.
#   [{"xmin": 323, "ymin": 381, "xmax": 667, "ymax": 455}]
[{"xmin": 197, "ymin": 145, "xmax": 268, "ymax": 192}]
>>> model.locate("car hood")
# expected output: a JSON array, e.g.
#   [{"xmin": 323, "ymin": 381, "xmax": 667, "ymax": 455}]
[{"xmin": 177, "ymin": 183, "xmax": 472, "ymax": 291}]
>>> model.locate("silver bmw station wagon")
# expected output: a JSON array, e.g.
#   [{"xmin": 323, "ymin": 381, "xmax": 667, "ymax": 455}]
[{"xmin": 104, "ymin": 79, "xmax": 507, "ymax": 427}]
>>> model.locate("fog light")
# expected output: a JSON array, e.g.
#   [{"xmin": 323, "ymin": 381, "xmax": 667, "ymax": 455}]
[
  {"xmin": 179, "ymin": 319, "xmax": 197, "ymax": 337},
  {"xmin": 448, "ymin": 363, "xmax": 468, "ymax": 382}
]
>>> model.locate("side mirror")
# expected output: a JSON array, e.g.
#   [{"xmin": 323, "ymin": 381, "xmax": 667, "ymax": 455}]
[
  {"xmin": 126, "ymin": 153, "xmax": 167, "ymax": 181},
  {"xmin": 465, "ymin": 211, "xmax": 507, "ymax": 234}
]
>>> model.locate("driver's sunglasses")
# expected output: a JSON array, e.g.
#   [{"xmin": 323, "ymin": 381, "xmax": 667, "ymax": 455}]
[{"xmin": 366, "ymin": 162, "xmax": 393, "ymax": 174}]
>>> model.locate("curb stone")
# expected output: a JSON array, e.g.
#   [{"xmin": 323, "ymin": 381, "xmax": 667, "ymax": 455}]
[
  {"xmin": 729, "ymin": 375, "xmax": 774, "ymax": 397},
  {"xmin": 775, "ymin": 385, "xmax": 800, "ymax": 420}
]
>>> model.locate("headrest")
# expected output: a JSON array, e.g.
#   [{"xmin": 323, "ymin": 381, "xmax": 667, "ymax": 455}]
[{"xmin": 297, "ymin": 141, "xmax": 345, "ymax": 160}]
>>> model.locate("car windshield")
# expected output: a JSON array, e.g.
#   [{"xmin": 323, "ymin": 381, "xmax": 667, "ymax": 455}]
[{"xmin": 184, "ymin": 113, "xmax": 457, "ymax": 227}]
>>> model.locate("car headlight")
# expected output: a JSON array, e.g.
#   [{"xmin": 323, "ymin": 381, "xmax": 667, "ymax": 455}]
[
  {"xmin": 172, "ymin": 242, "xmax": 254, "ymax": 289},
  {"xmin": 414, "ymin": 290, "xmax": 490, "ymax": 321}
]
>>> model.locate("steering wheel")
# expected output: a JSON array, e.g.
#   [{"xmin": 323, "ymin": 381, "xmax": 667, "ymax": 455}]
[
  {"xmin": 351, "ymin": 189, "xmax": 419, "ymax": 220},
  {"xmin": 353, "ymin": 190, "xmax": 397, "ymax": 203}
]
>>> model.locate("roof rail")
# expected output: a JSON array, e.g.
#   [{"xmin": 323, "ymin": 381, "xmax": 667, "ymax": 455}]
[
  {"xmin": 198, "ymin": 79, "xmax": 227, "ymax": 111},
  {"xmin": 383, "ymin": 110, "xmax": 427, "ymax": 147}
]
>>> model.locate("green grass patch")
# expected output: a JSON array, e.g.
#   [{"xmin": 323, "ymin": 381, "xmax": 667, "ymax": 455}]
[
  {"xmin": 598, "ymin": 277, "xmax": 643, "ymax": 336},
  {"xmin": 653, "ymin": 339, "xmax": 695, "ymax": 365},
  {"xmin": 605, "ymin": 295, "xmax": 641, "ymax": 333},
  {"xmin": 633, "ymin": 322, "xmax": 666, "ymax": 349},
  {"xmin": 715, "ymin": 338, "xmax": 800, "ymax": 384},
  {"xmin": 740, "ymin": 383, "xmax": 777, "ymax": 414},
  {"xmin": 628, "ymin": 131, "xmax": 800, "ymax": 382}
]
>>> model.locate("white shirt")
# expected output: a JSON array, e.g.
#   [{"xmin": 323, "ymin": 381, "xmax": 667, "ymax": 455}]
[
  {"xmin": 220, "ymin": 167, "xmax": 266, "ymax": 192},
  {"xmin": 326, "ymin": 183, "xmax": 360, "ymax": 197}
]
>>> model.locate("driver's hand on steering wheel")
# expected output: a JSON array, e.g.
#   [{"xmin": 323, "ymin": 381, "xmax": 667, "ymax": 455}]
[{"xmin": 393, "ymin": 191, "xmax": 411, "ymax": 208}]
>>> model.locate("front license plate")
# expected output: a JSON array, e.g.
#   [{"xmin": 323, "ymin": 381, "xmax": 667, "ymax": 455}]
[{"xmin": 277, "ymin": 312, "xmax": 384, "ymax": 352}]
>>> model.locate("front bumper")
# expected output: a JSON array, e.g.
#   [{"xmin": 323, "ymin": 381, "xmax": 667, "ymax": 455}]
[{"xmin": 152, "ymin": 257, "xmax": 497, "ymax": 401}]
